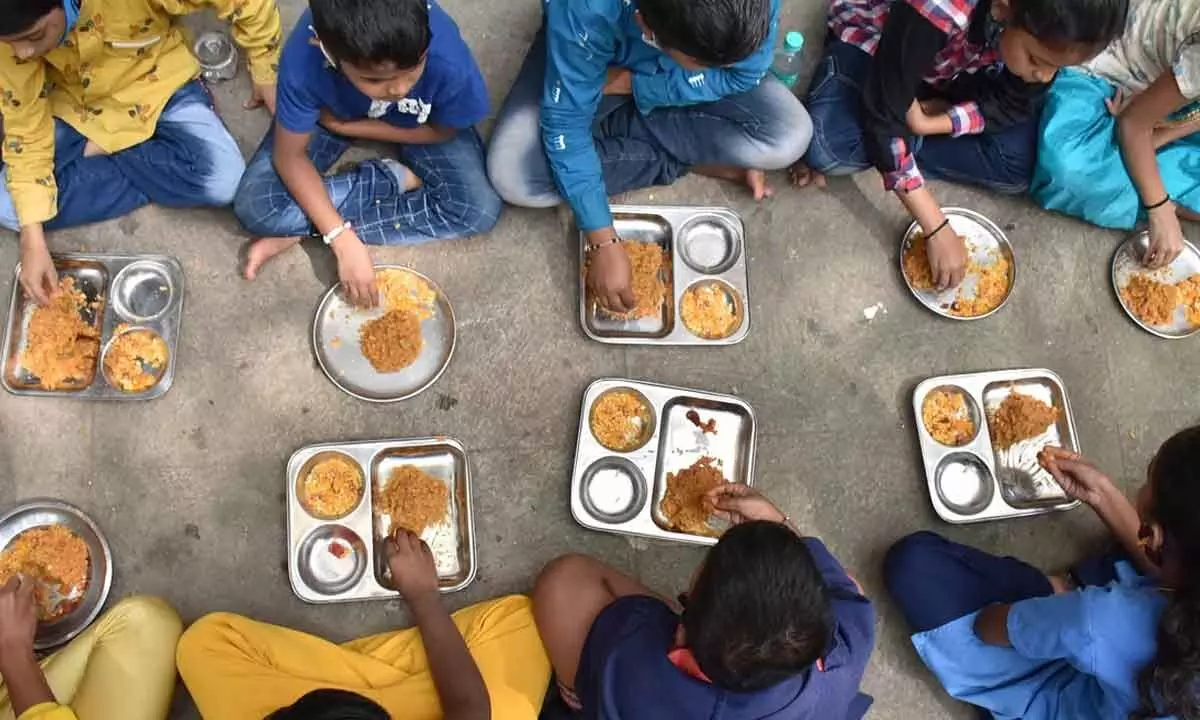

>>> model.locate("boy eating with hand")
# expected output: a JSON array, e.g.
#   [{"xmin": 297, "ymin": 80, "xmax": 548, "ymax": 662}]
[{"xmin": 233, "ymin": 0, "xmax": 500, "ymax": 307}]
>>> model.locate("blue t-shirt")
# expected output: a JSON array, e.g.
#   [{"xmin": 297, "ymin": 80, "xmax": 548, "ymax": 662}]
[
  {"xmin": 575, "ymin": 539, "xmax": 876, "ymax": 720},
  {"xmin": 913, "ymin": 561, "xmax": 1171, "ymax": 719},
  {"xmin": 275, "ymin": 3, "xmax": 488, "ymax": 135}
]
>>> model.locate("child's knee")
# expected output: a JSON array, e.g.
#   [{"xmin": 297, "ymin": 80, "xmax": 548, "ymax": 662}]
[
  {"xmin": 754, "ymin": 97, "xmax": 814, "ymax": 170},
  {"xmin": 883, "ymin": 531, "xmax": 946, "ymax": 591},
  {"xmin": 462, "ymin": 184, "xmax": 503, "ymax": 236},
  {"xmin": 805, "ymin": 103, "xmax": 866, "ymax": 174},
  {"xmin": 203, "ymin": 150, "xmax": 247, "ymax": 207},
  {"xmin": 486, "ymin": 109, "xmax": 557, "ymax": 208}
]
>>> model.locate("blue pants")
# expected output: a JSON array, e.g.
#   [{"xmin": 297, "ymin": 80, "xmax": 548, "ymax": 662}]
[
  {"xmin": 233, "ymin": 125, "xmax": 500, "ymax": 244},
  {"xmin": 884, "ymin": 531, "xmax": 1123, "ymax": 633},
  {"xmin": 0, "ymin": 80, "xmax": 245, "ymax": 231},
  {"xmin": 486, "ymin": 30, "xmax": 813, "ymax": 208},
  {"xmin": 803, "ymin": 39, "xmax": 1038, "ymax": 195}
]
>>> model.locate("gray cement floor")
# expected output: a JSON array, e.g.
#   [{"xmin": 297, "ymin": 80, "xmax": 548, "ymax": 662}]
[{"xmin": 1, "ymin": 1, "xmax": 1197, "ymax": 717}]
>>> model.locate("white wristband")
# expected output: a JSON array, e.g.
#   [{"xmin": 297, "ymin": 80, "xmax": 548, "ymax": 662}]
[{"xmin": 322, "ymin": 221, "xmax": 352, "ymax": 245}]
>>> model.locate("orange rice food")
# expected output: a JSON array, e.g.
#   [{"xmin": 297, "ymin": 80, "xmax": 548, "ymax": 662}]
[
  {"xmin": 1120, "ymin": 275, "xmax": 1180, "ymax": 327},
  {"xmin": 902, "ymin": 235, "xmax": 1011, "ymax": 317},
  {"xmin": 0, "ymin": 526, "xmax": 90, "ymax": 621},
  {"xmin": 378, "ymin": 465, "xmax": 450, "ymax": 536},
  {"xmin": 102, "ymin": 325, "xmax": 169, "ymax": 393},
  {"xmin": 987, "ymin": 391, "xmax": 1060, "ymax": 450},
  {"xmin": 921, "ymin": 390, "xmax": 975, "ymax": 446},
  {"xmin": 20, "ymin": 277, "xmax": 101, "ymax": 390},
  {"xmin": 660, "ymin": 456, "xmax": 727, "ymax": 537},
  {"xmin": 590, "ymin": 241, "xmax": 669, "ymax": 319},
  {"xmin": 681, "ymin": 283, "xmax": 739, "ymax": 339},
  {"xmin": 589, "ymin": 390, "xmax": 653, "ymax": 452},
  {"xmin": 1174, "ymin": 274, "xmax": 1200, "ymax": 326},
  {"xmin": 359, "ymin": 310, "xmax": 423, "ymax": 372},
  {"xmin": 375, "ymin": 268, "xmax": 437, "ymax": 319},
  {"xmin": 302, "ymin": 455, "xmax": 365, "ymax": 518}
]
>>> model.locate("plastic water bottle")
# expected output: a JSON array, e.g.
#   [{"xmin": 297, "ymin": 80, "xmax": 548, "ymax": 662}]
[{"xmin": 770, "ymin": 31, "xmax": 805, "ymax": 88}]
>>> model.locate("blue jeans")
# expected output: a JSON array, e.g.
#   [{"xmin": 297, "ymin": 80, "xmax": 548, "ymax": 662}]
[
  {"xmin": 486, "ymin": 30, "xmax": 813, "ymax": 208},
  {"xmin": 0, "ymin": 80, "xmax": 245, "ymax": 231},
  {"xmin": 233, "ymin": 126, "xmax": 500, "ymax": 244},
  {"xmin": 803, "ymin": 39, "xmax": 1037, "ymax": 195}
]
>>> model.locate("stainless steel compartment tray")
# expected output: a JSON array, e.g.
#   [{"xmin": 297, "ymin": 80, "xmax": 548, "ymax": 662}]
[
  {"xmin": 578, "ymin": 205, "xmax": 750, "ymax": 345},
  {"xmin": 913, "ymin": 368, "xmax": 1081, "ymax": 524},
  {"xmin": 2, "ymin": 253, "xmax": 184, "ymax": 399},
  {"xmin": 571, "ymin": 378, "xmax": 756, "ymax": 545},
  {"xmin": 287, "ymin": 437, "xmax": 476, "ymax": 604}
]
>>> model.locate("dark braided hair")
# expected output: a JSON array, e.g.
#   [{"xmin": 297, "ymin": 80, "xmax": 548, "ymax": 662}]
[
  {"xmin": 268, "ymin": 689, "xmax": 389, "ymax": 719},
  {"xmin": 1134, "ymin": 426, "xmax": 1200, "ymax": 720}
]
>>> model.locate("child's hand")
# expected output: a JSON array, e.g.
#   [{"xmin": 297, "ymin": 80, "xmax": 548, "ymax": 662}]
[
  {"xmin": 926, "ymin": 224, "xmax": 967, "ymax": 289},
  {"xmin": 385, "ymin": 529, "xmax": 440, "ymax": 601},
  {"xmin": 1105, "ymin": 88, "xmax": 1133, "ymax": 117},
  {"xmin": 706, "ymin": 483, "xmax": 786, "ymax": 525},
  {"xmin": 18, "ymin": 228, "xmax": 59, "ymax": 307},
  {"xmin": 1039, "ymin": 447, "xmax": 1116, "ymax": 506},
  {"xmin": 0, "ymin": 577, "xmax": 38, "ymax": 667},
  {"xmin": 587, "ymin": 238, "xmax": 634, "ymax": 313},
  {"xmin": 330, "ymin": 229, "xmax": 378, "ymax": 308},
  {"xmin": 246, "ymin": 82, "xmax": 276, "ymax": 116},
  {"xmin": 1146, "ymin": 203, "xmax": 1184, "ymax": 268}
]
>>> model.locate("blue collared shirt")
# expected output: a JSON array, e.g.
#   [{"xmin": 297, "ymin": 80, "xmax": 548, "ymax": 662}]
[
  {"xmin": 540, "ymin": 0, "xmax": 780, "ymax": 232},
  {"xmin": 912, "ymin": 561, "xmax": 1173, "ymax": 719}
]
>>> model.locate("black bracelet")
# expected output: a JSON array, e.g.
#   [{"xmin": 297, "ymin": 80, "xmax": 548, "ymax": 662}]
[
  {"xmin": 1144, "ymin": 194, "xmax": 1172, "ymax": 211},
  {"xmin": 926, "ymin": 218, "xmax": 951, "ymax": 238}
]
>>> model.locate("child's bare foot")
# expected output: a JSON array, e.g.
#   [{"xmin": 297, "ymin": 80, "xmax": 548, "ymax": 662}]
[
  {"xmin": 693, "ymin": 165, "xmax": 773, "ymax": 201},
  {"xmin": 244, "ymin": 236, "xmax": 303, "ymax": 280},
  {"xmin": 789, "ymin": 161, "xmax": 826, "ymax": 189}
]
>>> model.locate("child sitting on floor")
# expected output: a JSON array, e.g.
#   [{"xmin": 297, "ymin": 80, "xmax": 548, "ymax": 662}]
[
  {"xmin": 0, "ymin": 0, "xmax": 281, "ymax": 306},
  {"xmin": 792, "ymin": 0, "xmax": 1127, "ymax": 289},
  {"xmin": 233, "ymin": 0, "xmax": 500, "ymax": 307},
  {"xmin": 1032, "ymin": 0, "xmax": 1200, "ymax": 269},
  {"xmin": 533, "ymin": 483, "xmax": 875, "ymax": 719},
  {"xmin": 885, "ymin": 427, "xmax": 1200, "ymax": 719}
]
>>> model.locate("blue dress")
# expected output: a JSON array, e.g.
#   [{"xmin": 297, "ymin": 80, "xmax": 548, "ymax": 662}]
[
  {"xmin": 911, "ymin": 561, "xmax": 1172, "ymax": 719},
  {"xmin": 1031, "ymin": 68, "xmax": 1200, "ymax": 230}
]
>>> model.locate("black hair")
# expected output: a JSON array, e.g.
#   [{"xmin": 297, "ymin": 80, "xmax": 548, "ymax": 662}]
[
  {"xmin": 0, "ymin": 0, "xmax": 60, "ymax": 38},
  {"xmin": 309, "ymin": 0, "xmax": 430, "ymax": 70},
  {"xmin": 1008, "ymin": 0, "xmax": 1128, "ymax": 50},
  {"xmin": 1134, "ymin": 425, "xmax": 1200, "ymax": 720},
  {"xmin": 638, "ymin": 0, "xmax": 771, "ymax": 67},
  {"xmin": 683, "ymin": 521, "xmax": 832, "ymax": 692},
  {"xmin": 267, "ymin": 689, "xmax": 389, "ymax": 720}
]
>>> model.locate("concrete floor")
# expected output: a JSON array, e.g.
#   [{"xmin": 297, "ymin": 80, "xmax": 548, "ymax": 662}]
[{"xmin": 1, "ymin": 0, "xmax": 1197, "ymax": 717}]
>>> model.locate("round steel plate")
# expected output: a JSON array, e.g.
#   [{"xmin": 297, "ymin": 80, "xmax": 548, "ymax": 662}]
[
  {"xmin": 312, "ymin": 266, "xmax": 456, "ymax": 402},
  {"xmin": 1111, "ymin": 232, "xmax": 1200, "ymax": 339},
  {"xmin": 900, "ymin": 208, "xmax": 1016, "ymax": 321},
  {"xmin": 0, "ymin": 500, "xmax": 113, "ymax": 649}
]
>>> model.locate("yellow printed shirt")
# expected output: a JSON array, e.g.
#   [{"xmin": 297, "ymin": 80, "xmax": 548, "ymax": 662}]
[
  {"xmin": 17, "ymin": 704, "xmax": 76, "ymax": 720},
  {"xmin": 0, "ymin": 0, "xmax": 282, "ymax": 227}
]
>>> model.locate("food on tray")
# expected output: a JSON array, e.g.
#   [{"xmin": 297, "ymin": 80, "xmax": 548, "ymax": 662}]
[
  {"xmin": 902, "ymin": 233, "xmax": 1011, "ymax": 317},
  {"xmin": 921, "ymin": 390, "xmax": 975, "ymax": 446},
  {"xmin": 302, "ymin": 455, "xmax": 364, "ymax": 518},
  {"xmin": 1120, "ymin": 274, "xmax": 1180, "ymax": 327},
  {"xmin": 680, "ymin": 283, "xmax": 739, "ymax": 339},
  {"xmin": 20, "ymin": 277, "xmax": 101, "ymax": 390},
  {"xmin": 375, "ymin": 268, "xmax": 437, "ymax": 319},
  {"xmin": 378, "ymin": 464, "xmax": 450, "ymax": 536},
  {"xmin": 1178, "ymin": 274, "xmax": 1200, "ymax": 326},
  {"xmin": 987, "ymin": 391, "xmax": 1060, "ymax": 450},
  {"xmin": 0, "ymin": 526, "xmax": 90, "ymax": 621},
  {"xmin": 359, "ymin": 310, "xmax": 423, "ymax": 372},
  {"xmin": 660, "ymin": 456, "xmax": 727, "ymax": 537},
  {"xmin": 102, "ymin": 325, "xmax": 168, "ymax": 393},
  {"xmin": 589, "ymin": 390, "xmax": 653, "ymax": 451},
  {"xmin": 589, "ymin": 241, "xmax": 669, "ymax": 319},
  {"xmin": 686, "ymin": 410, "xmax": 717, "ymax": 435}
]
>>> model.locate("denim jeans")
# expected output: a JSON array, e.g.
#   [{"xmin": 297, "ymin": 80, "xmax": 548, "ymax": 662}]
[
  {"xmin": 486, "ymin": 30, "xmax": 813, "ymax": 208},
  {"xmin": 233, "ymin": 125, "xmax": 500, "ymax": 244},
  {"xmin": 803, "ymin": 39, "xmax": 1038, "ymax": 195},
  {"xmin": 0, "ymin": 80, "xmax": 245, "ymax": 231}
]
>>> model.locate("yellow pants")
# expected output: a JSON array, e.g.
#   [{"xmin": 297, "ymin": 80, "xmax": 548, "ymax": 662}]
[
  {"xmin": 177, "ymin": 594, "xmax": 551, "ymax": 720},
  {"xmin": 0, "ymin": 596, "xmax": 182, "ymax": 720}
]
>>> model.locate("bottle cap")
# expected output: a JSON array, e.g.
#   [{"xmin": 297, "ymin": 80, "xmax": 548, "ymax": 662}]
[{"xmin": 784, "ymin": 31, "xmax": 805, "ymax": 52}]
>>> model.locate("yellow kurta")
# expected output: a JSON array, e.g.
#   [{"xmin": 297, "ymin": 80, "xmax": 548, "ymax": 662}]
[
  {"xmin": 0, "ymin": 0, "xmax": 281, "ymax": 227},
  {"xmin": 17, "ymin": 704, "xmax": 76, "ymax": 720}
]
